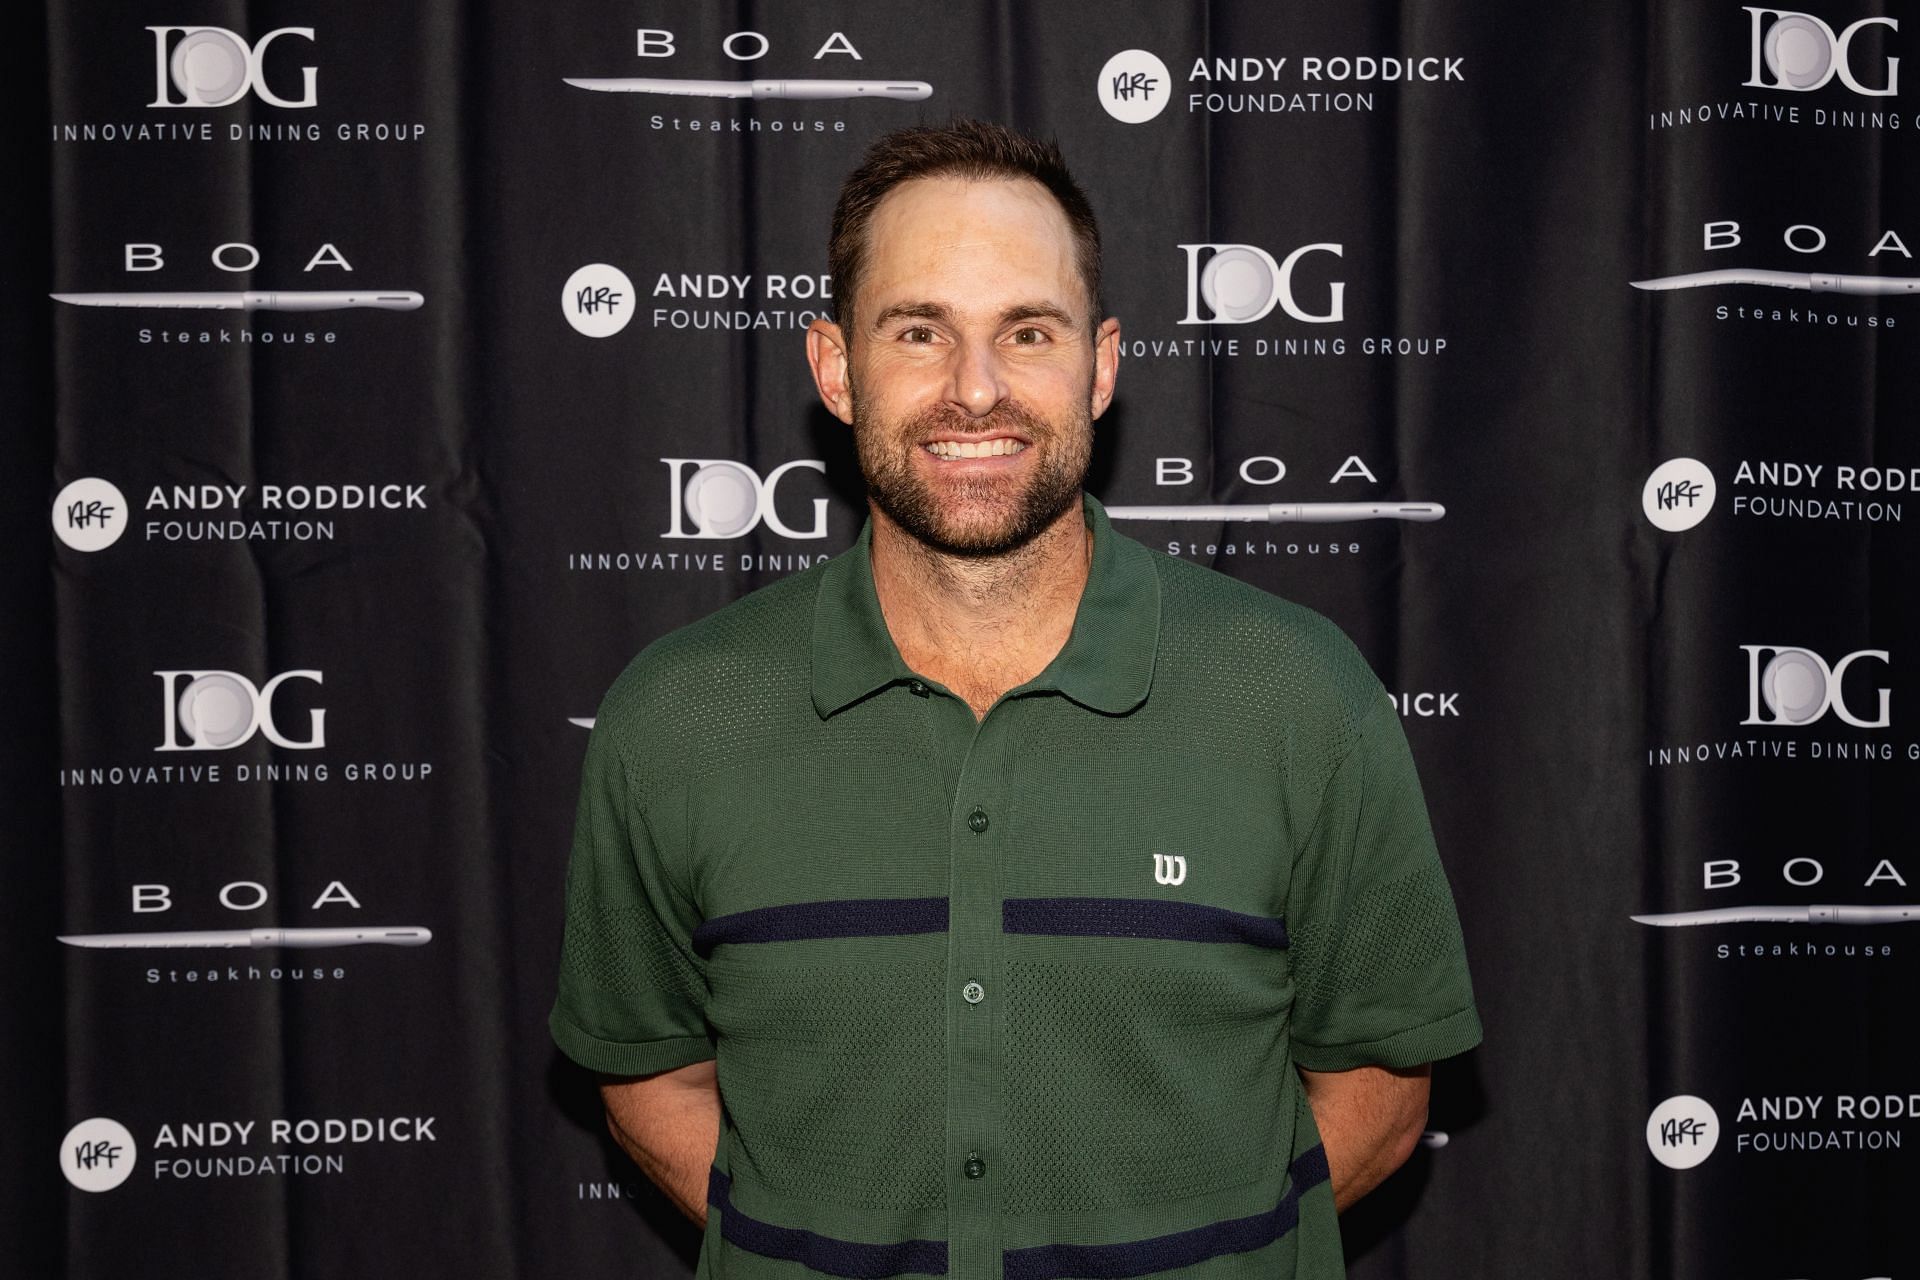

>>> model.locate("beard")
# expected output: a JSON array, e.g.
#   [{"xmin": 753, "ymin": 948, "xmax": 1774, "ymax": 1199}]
[{"xmin": 851, "ymin": 393, "xmax": 1094, "ymax": 558}]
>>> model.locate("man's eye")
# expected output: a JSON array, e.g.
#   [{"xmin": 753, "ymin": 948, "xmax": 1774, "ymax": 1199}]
[
  {"xmin": 902, "ymin": 326, "xmax": 935, "ymax": 343},
  {"xmin": 1011, "ymin": 327, "xmax": 1048, "ymax": 345}
]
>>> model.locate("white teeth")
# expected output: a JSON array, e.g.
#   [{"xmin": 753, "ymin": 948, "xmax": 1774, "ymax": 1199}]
[{"xmin": 926, "ymin": 439, "xmax": 1027, "ymax": 459}]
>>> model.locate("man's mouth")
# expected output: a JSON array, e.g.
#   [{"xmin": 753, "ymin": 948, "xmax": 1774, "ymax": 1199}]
[{"xmin": 924, "ymin": 438, "xmax": 1029, "ymax": 459}]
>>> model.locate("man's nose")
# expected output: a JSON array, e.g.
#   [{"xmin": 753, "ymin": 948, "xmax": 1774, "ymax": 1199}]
[{"xmin": 945, "ymin": 336, "xmax": 1009, "ymax": 418}]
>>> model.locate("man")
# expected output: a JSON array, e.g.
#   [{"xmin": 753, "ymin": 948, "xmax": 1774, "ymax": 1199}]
[{"xmin": 552, "ymin": 119, "xmax": 1480, "ymax": 1280}]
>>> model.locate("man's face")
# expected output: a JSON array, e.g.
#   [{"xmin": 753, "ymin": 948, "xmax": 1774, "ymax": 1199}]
[{"xmin": 809, "ymin": 176, "xmax": 1120, "ymax": 558}]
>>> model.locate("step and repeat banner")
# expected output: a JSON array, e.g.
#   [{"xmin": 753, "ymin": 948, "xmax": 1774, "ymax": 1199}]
[{"xmin": 14, "ymin": 1, "xmax": 1916, "ymax": 1276}]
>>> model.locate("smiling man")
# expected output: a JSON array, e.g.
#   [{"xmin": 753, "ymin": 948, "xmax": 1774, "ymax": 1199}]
[{"xmin": 552, "ymin": 119, "xmax": 1480, "ymax": 1280}]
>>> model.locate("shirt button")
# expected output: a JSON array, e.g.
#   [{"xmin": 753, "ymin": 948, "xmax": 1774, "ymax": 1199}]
[
  {"xmin": 967, "ymin": 808, "xmax": 989, "ymax": 833},
  {"xmin": 908, "ymin": 680, "xmax": 929, "ymax": 697},
  {"xmin": 964, "ymin": 1152, "xmax": 986, "ymax": 1180},
  {"xmin": 962, "ymin": 981, "xmax": 985, "ymax": 1005}
]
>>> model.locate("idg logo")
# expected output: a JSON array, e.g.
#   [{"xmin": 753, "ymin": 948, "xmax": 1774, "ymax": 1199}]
[
  {"xmin": 1741, "ymin": 646, "xmax": 1890, "ymax": 728},
  {"xmin": 1178, "ymin": 243, "xmax": 1345, "ymax": 325},
  {"xmin": 1744, "ymin": 8, "xmax": 1898, "ymax": 96},
  {"xmin": 156, "ymin": 670, "xmax": 326, "ymax": 751},
  {"xmin": 147, "ymin": 26, "xmax": 318, "ymax": 108},
  {"xmin": 662, "ymin": 460, "xmax": 828, "ymax": 540}
]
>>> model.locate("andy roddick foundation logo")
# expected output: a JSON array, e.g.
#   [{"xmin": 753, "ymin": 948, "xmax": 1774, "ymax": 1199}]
[
  {"xmin": 63, "ymin": 1118, "xmax": 138, "ymax": 1191},
  {"xmin": 62, "ymin": 1113, "xmax": 440, "ymax": 1187},
  {"xmin": 1641, "ymin": 456, "xmax": 1911, "ymax": 530},
  {"xmin": 1647, "ymin": 1096, "xmax": 1719, "ymax": 1168},
  {"xmin": 1648, "ymin": 1089, "xmax": 1917, "ymax": 1163},
  {"xmin": 1098, "ymin": 50, "xmax": 1173, "ymax": 123},
  {"xmin": 562, "ymin": 260, "xmax": 834, "ymax": 337},
  {"xmin": 52, "ymin": 478, "xmax": 129, "ymax": 551},
  {"xmin": 1095, "ymin": 42, "xmax": 1466, "ymax": 121},
  {"xmin": 56, "ymin": 478, "xmax": 435, "ymax": 550},
  {"xmin": 563, "ymin": 264, "xmax": 636, "ymax": 337},
  {"xmin": 1642, "ymin": 459, "xmax": 1716, "ymax": 531}
]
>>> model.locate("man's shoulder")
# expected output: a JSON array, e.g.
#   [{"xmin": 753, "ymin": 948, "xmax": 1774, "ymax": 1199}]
[
  {"xmin": 1145, "ymin": 550, "xmax": 1385, "ymax": 735},
  {"xmin": 593, "ymin": 562, "xmax": 828, "ymax": 761}
]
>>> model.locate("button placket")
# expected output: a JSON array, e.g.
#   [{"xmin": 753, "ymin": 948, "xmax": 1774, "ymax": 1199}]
[{"xmin": 942, "ymin": 704, "xmax": 1008, "ymax": 1280}]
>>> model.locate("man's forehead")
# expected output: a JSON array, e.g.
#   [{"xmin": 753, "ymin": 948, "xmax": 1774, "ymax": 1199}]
[
  {"xmin": 868, "ymin": 173, "xmax": 1067, "ymax": 234},
  {"xmin": 860, "ymin": 175, "xmax": 1083, "ymax": 315}
]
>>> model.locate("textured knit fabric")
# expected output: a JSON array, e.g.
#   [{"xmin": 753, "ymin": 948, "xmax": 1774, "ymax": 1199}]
[{"xmin": 551, "ymin": 495, "xmax": 1481, "ymax": 1280}]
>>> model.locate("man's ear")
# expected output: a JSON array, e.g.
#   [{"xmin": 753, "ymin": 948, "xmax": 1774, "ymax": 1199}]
[
  {"xmin": 806, "ymin": 319, "xmax": 856, "ymax": 426},
  {"xmin": 1090, "ymin": 316, "xmax": 1121, "ymax": 420}
]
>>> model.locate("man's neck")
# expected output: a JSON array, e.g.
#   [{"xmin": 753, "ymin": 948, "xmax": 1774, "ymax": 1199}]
[{"xmin": 868, "ymin": 499, "xmax": 1092, "ymax": 720}]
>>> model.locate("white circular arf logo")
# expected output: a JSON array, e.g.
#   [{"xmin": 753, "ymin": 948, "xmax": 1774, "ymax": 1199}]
[
  {"xmin": 562, "ymin": 263, "xmax": 635, "ymax": 338},
  {"xmin": 52, "ymin": 478, "xmax": 129, "ymax": 552},
  {"xmin": 62, "ymin": 1117, "xmax": 136, "ymax": 1192},
  {"xmin": 1098, "ymin": 50, "xmax": 1171, "ymax": 123},
  {"xmin": 1641, "ymin": 458, "xmax": 1715, "ymax": 532},
  {"xmin": 1646, "ymin": 1095, "xmax": 1718, "ymax": 1169}
]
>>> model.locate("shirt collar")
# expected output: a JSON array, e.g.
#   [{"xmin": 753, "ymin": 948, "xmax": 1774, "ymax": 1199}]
[{"xmin": 810, "ymin": 494, "xmax": 1161, "ymax": 719}]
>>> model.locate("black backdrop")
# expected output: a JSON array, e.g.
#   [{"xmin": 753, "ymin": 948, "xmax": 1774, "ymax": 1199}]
[{"xmin": 13, "ymin": 2, "xmax": 1918, "ymax": 1276}]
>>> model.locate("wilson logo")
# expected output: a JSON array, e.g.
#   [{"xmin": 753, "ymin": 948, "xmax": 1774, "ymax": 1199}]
[{"xmin": 1153, "ymin": 854, "xmax": 1188, "ymax": 886}]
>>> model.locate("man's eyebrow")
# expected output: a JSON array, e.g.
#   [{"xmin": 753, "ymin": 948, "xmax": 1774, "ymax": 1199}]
[
  {"xmin": 869, "ymin": 301, "xmax": 955, "ymax": 331},
  {"xmin": 999, "ymin": 303, "xmax": 1077, "ymax": 328},
  {"xmin": 867, "ymin": 301, "xmax": 1082, "ymax": 332}
]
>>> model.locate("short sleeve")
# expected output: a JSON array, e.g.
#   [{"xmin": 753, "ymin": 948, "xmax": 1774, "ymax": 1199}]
[
  {"xmin": 549, "ymin": 721, "xmax": 714, "ymax": 1076},
  {"xmin": 1285, "ymin": 697, "xmax": 1481, "ymax": 1072}
]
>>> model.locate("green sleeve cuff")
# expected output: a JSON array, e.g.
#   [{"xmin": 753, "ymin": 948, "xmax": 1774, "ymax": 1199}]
[
  {"xmin": 1291, "ymin": 1004, "xmax": 1483, "ymax": 1072},
  {"xmin": 549, "ymin": 1007, "xmax": 715, "ymax": 1078}
]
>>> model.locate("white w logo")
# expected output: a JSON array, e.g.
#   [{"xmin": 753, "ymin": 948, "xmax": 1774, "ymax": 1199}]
[{"xmin": 1153, "ymin": 854, "xmax": 1188, "ymax": 886}]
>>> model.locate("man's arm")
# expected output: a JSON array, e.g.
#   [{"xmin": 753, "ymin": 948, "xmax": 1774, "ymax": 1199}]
[
  {"xmin": 600, "ymin": 1059, "xmax": 723, "ymax": 1225},
  {"xmin": 1297, "ymin": 1063, "xmax": 1431, "ymax": 1212}
]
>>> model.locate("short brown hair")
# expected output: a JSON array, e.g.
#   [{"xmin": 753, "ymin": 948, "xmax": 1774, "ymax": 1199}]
[{"xmin": 827, "ymin": 118, "xmax": 1104, "ymax": 338}]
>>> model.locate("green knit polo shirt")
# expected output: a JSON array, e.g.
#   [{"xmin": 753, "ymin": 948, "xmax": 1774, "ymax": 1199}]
[{"xmin": 551, "ymin": 495, "xmax": 1481, "ymax": 1280}]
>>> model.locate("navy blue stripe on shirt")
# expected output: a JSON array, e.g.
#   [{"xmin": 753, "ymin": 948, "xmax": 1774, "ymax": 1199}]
[
  {"xmin": 1001, "ymin": 1146, "xmax": 1331, "ymax": 1280},
  {"xmin": 692, "ymin": 897, "xmax": 949, "ymax": 958},
  {"xmin": 708, "ymin": 1169, "xmax": 948, "ymax": 1278},
  {"xmin": 1001, "ymin": 897, "xmax": 1289, "ymax": 949}
]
